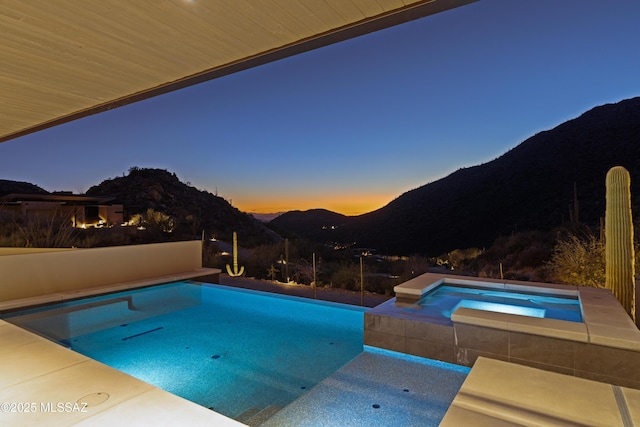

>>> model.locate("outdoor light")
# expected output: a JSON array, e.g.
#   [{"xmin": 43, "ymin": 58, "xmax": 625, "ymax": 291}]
[{"xmin": 453, "ymin": 300, "xmax": 546, "ymax": 318}]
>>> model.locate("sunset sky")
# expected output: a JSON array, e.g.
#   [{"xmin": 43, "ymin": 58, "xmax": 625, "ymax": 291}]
[{"xmin": 1, "ymin": 0, "xmax": 639, "ymax": 216}]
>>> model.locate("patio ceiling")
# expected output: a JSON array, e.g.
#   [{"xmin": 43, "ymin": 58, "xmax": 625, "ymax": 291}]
[{"xmin": 0, "ymin": 0, "xmax": 476, "ymax": 143}]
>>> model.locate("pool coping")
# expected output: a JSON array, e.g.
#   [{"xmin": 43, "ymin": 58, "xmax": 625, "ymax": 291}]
[
  {"xmin": 0, "ymin": 267, "xmax": 220, "ymax": 312},
  {"xmin": 393, "ymin": 273, "xmax": 640, "ymax": 351},
  {"xmin": 440, "ymin": 356, "xmax": 640, "ymax": 426},
  {"xmin": 394, "ymin": 272, "xmax": 579, "ymax": 300}
]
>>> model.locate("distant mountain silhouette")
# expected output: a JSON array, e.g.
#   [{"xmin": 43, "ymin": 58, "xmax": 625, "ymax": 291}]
[
  {"xmin": 86, "ymin": 167, "xmax": 274, "ymax": 246},
  {"xmin": 268, "ymin": 209, "xmax": 349, "ymax": 241},
  {"xmin": 270, "ymin": 97, "xmax": 640, "ymax": 256},
  {"xmin": 0, "ymin": 179, "xmax": 47, "ymax": 196}
]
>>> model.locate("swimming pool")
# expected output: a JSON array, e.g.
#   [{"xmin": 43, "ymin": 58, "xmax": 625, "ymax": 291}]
[
  {"xmin": 1, "ymin": 282, "xmax": 365, "ymax": 421},
  {"xmin": 414, "ymin": 284, "xmax": 583, "ymax": 323}
]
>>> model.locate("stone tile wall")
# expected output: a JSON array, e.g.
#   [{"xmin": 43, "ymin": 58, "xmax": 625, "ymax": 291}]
[{"xmin": 364, "ymin": 311, "xmax": 640, "ymax": 389}]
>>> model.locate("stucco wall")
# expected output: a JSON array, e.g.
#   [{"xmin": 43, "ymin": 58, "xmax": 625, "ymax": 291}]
[{"xmin": 0, "ymin": 241, "xmax": 202, "ymax": 302}]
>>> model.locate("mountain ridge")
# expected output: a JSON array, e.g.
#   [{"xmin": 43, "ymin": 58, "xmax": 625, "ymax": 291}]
[
  {"xmin": 0, "ymin": 179, "xmax": 48, "ymax": 196},
  {"xmin": 3, "ymin": 97, "xmax": 639, "ymax": 256},
  {"xmin": 271, "ymin": 96, "xmax": 640, "ymax": 255},
  {"xmin": 85, "ymin": 167, "xmax": 274, "ymax": 246}
]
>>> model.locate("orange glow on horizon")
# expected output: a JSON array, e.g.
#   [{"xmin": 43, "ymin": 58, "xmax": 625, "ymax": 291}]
[{"xmin": 234, "ymin": 193, "xmax": 392, "ymax": 217}]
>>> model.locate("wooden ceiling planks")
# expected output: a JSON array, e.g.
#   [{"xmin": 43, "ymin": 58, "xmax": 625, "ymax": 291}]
[{"xmin": 0, "ymin": 0, "xmax": 475, "ymax": 142}]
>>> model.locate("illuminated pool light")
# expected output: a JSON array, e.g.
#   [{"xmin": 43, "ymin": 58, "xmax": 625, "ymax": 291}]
[{"xmin": 452, "ymin": 299, "xmax": 546, "ymax": 318}]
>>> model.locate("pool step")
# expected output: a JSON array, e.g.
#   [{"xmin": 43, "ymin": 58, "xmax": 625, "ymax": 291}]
[
  {"xmin": 237, "ymin": 405, "xmax": 282, "ymax": 426},
  {"xmin": 237, "ymin": 407, "xmax": 260, "ymax": 423}
]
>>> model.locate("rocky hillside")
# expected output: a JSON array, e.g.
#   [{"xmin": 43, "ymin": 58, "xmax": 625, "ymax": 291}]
[
  {"xmin": 0, "ymin": 179, "xmax": 48, "ymax": 196},
  {"xmin": 271, "ymin": 96, "xmax": 640, "ymax": 256},
  {"xmin": 86, "ymin": 167, "xmax": 274, "ymax": 246}
]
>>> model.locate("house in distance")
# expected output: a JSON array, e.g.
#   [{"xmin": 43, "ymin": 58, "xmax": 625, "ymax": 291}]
[{"xmin": 0, "ymin": 192, "xmax": 124, "ymax": 228}]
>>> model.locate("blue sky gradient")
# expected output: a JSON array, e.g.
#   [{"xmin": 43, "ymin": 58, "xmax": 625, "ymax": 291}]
[{"xmin": 1, "ymin": 0, "xmax": 639, "ymax": 215}]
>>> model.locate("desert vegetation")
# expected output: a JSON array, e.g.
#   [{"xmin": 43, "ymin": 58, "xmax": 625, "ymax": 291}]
[
  {"xmin": 202, "ymin": 235, "xmax": 434, "ymax": 296},
  {"xmin": 0, "ymin": 209, "xmax": 85, "ymax": 248},
  {"xmin": 201, "ymin": 224, "xmax": 626, "ymax": 295},
  {"xmin": 1, "ymin": 196, "xmax": 635, "ymax": 296},
  {"xmin": 0, "ymin": 205, "xmax": 186, "ymax": 248}
]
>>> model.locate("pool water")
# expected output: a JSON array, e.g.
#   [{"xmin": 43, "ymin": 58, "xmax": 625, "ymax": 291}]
[
  {"xmin": 414, "ymin": 284, "xmax": 583, "ymax": 323},
  {"xmin": 2, "ymin": 282, "xmax": 366, "ymax": 420}
]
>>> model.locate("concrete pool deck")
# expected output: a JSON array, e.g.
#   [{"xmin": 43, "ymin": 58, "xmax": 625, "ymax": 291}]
[{"xmin": 441, "ymin": 357, "xmax": 640, "ymax": 426}]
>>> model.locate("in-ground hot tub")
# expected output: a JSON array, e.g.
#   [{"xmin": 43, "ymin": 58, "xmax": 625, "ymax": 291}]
[
  {"xmin": 408, "ymin": 282, "xmax": 582, "ymax": 324},
  {"xmin": 365, "ymin": 273, "xmax": 640, "ymax": 389}
]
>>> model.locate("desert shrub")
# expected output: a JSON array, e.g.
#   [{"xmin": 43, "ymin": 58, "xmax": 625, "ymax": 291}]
[
  {"xmin": 330, "ymin": 263, "xmax": 362, "ymax": 291},
  {"xmin": 13, "ymin": 213, "xmax": 76, "ymax": 248},
  {"xmin": 405, "ymin": 255, "xmax": 433, "ymax": 277},
  {"xmin": 463, "ymin": 231, "xmax": 555, "ymax": 279},
  {"xmin": 244, "ymin": 243, "xmax": 282, "ymax": 280},
  {"xmin": 129, "ymin": 208, "xmax": 175, "ymax": 233},
  {"xmin": 547, "ymin": 232, "xmax": 605, "ymax": 288}
]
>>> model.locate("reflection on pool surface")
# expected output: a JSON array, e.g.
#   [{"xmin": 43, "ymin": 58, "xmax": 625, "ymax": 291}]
[
  {"xmin": 2, "ymin": 282, "xmax": 366, "ymax": 421},
  {"xmin": 414, "ymin": 284, "xmax": 583, "ymax": 323}
]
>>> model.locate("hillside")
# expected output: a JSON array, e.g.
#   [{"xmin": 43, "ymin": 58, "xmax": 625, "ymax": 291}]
[
  {"xmin": 268, "ymin": 209, "xmax": 349, "ymax": 241},
  {"xmin": 270, "ymin": 96, "xmax": 640, "ymax": 256},
  {"xmin": 0, "ymin": 179, "xmax": 47, "ymax": 196},
  {"xmin": 86, "ymin": 167, "xmax": 274, "ymax": 246}
]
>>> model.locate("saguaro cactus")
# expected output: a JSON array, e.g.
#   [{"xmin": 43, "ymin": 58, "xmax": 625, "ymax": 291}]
[
  {"xmin": 226, "ymin": 231, "xmax": 245, "ymax": 277},
  {"xmin": 605, "ymin": 166, "xmax": 636, "ymax": 321}
]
